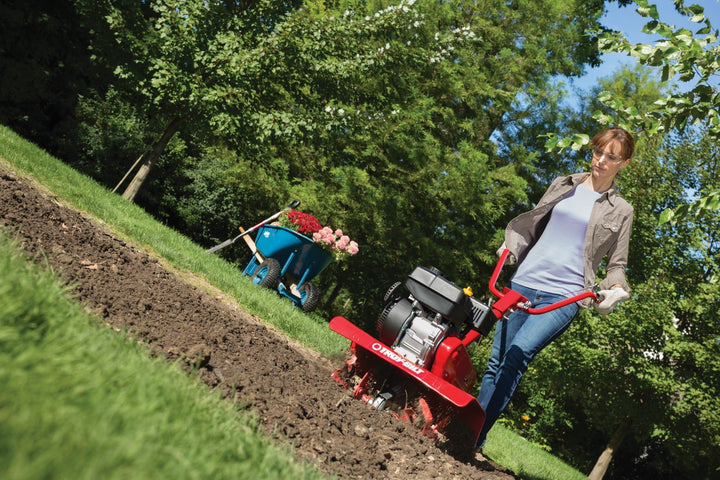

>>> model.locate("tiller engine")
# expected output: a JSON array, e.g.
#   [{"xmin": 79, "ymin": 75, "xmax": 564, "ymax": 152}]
[{"xmin": 330, "ymin": 250, "xmax": 597, "ymax": 446}]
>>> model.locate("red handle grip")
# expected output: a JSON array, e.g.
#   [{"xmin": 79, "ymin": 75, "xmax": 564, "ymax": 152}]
[{"xmin": 525, "ymin": 291, "xmax": 597, "ymax": 314}]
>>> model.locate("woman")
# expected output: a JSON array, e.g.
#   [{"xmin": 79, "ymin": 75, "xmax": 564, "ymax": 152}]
[{"xmin": 476, "ymin": 127, "xmax": 634, "ymax": 448}]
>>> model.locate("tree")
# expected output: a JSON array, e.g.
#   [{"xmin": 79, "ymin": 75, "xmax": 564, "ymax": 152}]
[
  {"xmin": 547, "ymin": 0, "xmax": 720, "ymax": 221},
  {"xmin": 91, "ymin": 0, "xmax": 608, "ymax": 323},
  {"xmin": 539, "ymin": 7, "xmax": 720, "ymax": 470},
  {"xmin": 78, "ymin": 0, "xmax": 471, "ymax": 201},
  {"xmin": 268, "ymin": 0, "xmax": 612, "ymax": 322},
  {"xmin": 76, "ymin": 0, "xmax": 301, "ymax": 200},
  {"xmin": 0, "ymin": 0, "xmax": 106, "ymax": 153}
]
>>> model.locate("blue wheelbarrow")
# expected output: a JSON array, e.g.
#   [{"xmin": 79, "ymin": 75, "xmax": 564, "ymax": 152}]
[{"xmin": 241, "ymin": 225, "xmax": 333, "ymax": 312}]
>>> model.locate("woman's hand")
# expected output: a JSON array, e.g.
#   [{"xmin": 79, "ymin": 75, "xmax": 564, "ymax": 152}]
[{"xmin": 594, "ymin": 288, "xmax": 630, "ymax": 315}]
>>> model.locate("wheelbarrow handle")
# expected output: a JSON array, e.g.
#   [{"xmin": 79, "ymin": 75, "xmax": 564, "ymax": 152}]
[
  {"xmin": 243, "ymin": 199, "xmax": 300, "ymax": 233},
  {"xmin": 205, "ymin": 199, "xmax": 300, "ymax": 254}
]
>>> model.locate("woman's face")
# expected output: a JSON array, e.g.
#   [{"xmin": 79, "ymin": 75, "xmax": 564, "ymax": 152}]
[{"xmin": 591, "ymin": 139, "xmax": 630, "ymax": 184}]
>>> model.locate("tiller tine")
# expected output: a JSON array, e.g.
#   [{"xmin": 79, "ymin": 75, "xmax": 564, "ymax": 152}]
[
  {"xmin": 329, "ymin": 316, "xmax": 485, "ymax": 446},
  {"xmin": 418, "ymin": 397, "xmax": 451, "ymax": 440}
]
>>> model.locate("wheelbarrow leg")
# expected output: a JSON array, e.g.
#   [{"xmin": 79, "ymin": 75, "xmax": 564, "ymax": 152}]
[
  {"xmin": 239, "ymin": 227, "xmax": 264, "ymax": 263},
  {"xmin": 295, "ymin": 267, "xmax": 312, "ymax": 290},
  {"xmin": 277, "ymin": 252, "xmax": 303, "ymax": 305}
]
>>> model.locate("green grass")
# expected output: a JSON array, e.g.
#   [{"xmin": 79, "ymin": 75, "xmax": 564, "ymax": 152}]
[
  {"xmin": 0, "ymin": 232, "xmax": 328, "ymax": 480},
  {"xmin": 0, "ymin": 124, "xmax": 589, "ymax": 480},
  {"xmin": 484, "ymin": 424, "xmax": 588, "ymax": 480}
]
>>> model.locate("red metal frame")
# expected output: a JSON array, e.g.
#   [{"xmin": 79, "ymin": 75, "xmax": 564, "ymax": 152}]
[{"xmin": 329, "ymin": 316, "xmax": 486, "ymax": 444}]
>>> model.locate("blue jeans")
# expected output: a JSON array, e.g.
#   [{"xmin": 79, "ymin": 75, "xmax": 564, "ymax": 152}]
[{"xmin": 475, "ymin": 282, "xmax": 579, "ymax": 447}]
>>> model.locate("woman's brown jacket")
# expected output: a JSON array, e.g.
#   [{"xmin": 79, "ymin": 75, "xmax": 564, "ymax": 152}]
[{"xmin": 502, "ymin": 173, "xmax": 633, "ymax": 304}]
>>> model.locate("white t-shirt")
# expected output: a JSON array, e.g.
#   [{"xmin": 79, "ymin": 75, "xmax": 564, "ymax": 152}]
[{"xmin": 512, "ymin": 183, "xmax": 600, "ymax": 295}]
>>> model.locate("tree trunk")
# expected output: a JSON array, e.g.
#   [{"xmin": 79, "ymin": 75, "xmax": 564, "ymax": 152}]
[
  {"xmin": 121, "ymin": 117, "xmax": 182, "ymax": 202},
  {"xmin": 588, "ymin": 417, "xmax": 631, "ymax": 480}
]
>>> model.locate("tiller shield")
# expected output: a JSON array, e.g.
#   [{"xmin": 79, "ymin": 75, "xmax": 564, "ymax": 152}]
[{"xmin": 330, "ymin": 315, "xmax": 486, "ymax": 445}]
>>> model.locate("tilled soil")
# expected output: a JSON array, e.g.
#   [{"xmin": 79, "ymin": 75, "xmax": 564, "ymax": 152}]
[{"xmin": 0, "ymin": 164, "xmax": 515, "ymax": 480}]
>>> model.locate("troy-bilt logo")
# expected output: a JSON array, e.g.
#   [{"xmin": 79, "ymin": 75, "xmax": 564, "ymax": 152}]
[{"xmin": 371, "ymin": 342, "xmax": 424, "ymax": 374}]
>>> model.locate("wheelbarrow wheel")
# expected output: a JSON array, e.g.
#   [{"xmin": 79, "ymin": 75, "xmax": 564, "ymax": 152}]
[
  {"xmin": 252, "ymin": 258, "xmax": 281, "ymax": 289},
  {"xmin": 298, "ymin": 282, "xmax": 320, "ymax": 312}
]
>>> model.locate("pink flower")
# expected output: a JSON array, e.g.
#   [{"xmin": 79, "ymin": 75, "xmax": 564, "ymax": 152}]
[
  {"xmin": 319, "ymin": 229, "xmax": 335, "ymax": 245},
  {"xmin": 347, "ymin": 241, "xmax": 359, "ymax": 255},
  {"xmin": 336, "ymin": 235, "xmax": 350, "ymax": 250},
  {"xmin": 280, "ymin": 210, "xmax": 358, "ymax": 259}
]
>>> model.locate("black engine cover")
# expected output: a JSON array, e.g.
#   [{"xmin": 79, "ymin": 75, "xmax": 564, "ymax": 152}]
[{"xmin": 405, "ymin": 266, "xmax": 472, "ymax": 327}]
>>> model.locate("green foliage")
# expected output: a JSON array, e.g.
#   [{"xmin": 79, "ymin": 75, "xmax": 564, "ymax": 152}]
[
  {"xmin": 44, "ymin": 0, "xmax": 607, "ymax": 325},
  {"xmin": 599, "ymin": 0, "xmax": 719, "ymax": 133},
  {"xmin": 0, "ymin": 0, "xmax": 106, "ymax": 153},
  {"xmin": 174, "ymin": 146, "xmax": 293, "ymax": 265},
  {"xmin": 266, "ymin": 0, "xmax": 608, "ymax": 323},
  {"xmin": 58, "ymin": 88, "xmax": 154, "ymax": 187},
  {"xmin": 660, "ymin": 189, "xmax": 720, "ymax": 225}
]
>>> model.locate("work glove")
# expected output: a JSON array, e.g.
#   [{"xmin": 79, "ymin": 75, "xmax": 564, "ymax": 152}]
[
  {"xmin": 594, "ymin": 288, "xmax": 630, "ymax": 315},
  {"xmin": 497, "ymin": 242, "xmax": 517, "ymax": 265}
]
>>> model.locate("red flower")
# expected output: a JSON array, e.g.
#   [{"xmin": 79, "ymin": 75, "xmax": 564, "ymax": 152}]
[{"xmin": 284, "ymin": 210, "xmax": 322, "ymax": 234}]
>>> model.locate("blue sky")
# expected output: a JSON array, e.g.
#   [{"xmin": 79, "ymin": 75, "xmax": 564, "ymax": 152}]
[{"xmin": 569, "ymin": 0, "xmax": 720, "ymax": 95}]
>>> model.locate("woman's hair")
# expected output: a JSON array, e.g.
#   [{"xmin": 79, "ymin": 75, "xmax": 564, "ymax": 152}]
[{"xmin": 590, "ymin": 127, "xmax": 635, "ymax": 160}]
